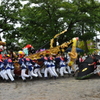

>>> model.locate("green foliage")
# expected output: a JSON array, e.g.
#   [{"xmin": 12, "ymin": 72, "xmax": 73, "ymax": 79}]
[
  {"xmin": 0, "ymin": 0, "xmax": 100, "ymax": 52},
  {"xmin": 0, "ymin": 0, "xmax": 22, "ymax": 50},
  {"xmin": 88, "ymin": 48, "xmax": 97, "ymax": 55}
]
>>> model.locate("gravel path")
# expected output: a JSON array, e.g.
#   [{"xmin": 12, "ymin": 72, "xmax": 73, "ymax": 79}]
[{"xmin": 0, "ymin": 75, "xmax": 100, "ymax": 100}]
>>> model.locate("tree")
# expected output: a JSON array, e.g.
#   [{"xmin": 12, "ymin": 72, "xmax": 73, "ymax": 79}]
[
  {"xmin": 19, "ymin": 0, "xmax": 67, "ymax": 50},
  {"xmin": 0, "ymin": 0, "xmax": 22, "ymax": 50},
  {"xmin": 73, "ymin": 0, "xmax": 100, "ymax": 52},
  {"xmin": 1, "ymin": 0, "xmax": 100, "ymax": 53},
  {"xmin": 61, "ymin": 0, "xmax": 100, "ymax": 52}
]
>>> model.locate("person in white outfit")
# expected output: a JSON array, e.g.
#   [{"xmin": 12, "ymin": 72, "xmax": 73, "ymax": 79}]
[
  {"xmin": 33, "ymin": 62, "xmax": 42, "ymax": 78},
  {"xmin": 18, "ymin": 51, "xmax": 30, "ymax": 81},
  {"xmin": 4, "ymin": 54, "xmax": 15, "ymax": 82},
  {"xmin": 0, "ymin": 58, "xmax": 8, "ymax": 81},
  {"xmin": 24, "ymin": 57, "xmax": 38, "ymax": 78},
  {"xmin": 64, "ymin": 55, "xmax": 71, "ymax": 75},
  {"xmin": 49, "ymin": 55, "xmax": 58, "ymax": 77},
  {"xmin": 43, "ymin": 54, "xmax": 56, "ymax": 79},
  {"xmin": 59, "ymin": 55, "xmax": 68, "ymax": 77}
]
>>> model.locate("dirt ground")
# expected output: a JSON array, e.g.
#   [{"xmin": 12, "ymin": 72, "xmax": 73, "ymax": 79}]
[{"xmin": 0, "ymin": 75, "xmax": 100, "ymax": 100}]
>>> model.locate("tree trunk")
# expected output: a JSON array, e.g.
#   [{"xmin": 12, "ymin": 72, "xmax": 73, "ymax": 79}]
[
  {"xmin": 0, "ymin": 35, "xmax": 2, "ymax": 41},
  {"xmin": 83, "ymin": 40, "xmax": 89, "ymax": 53}
]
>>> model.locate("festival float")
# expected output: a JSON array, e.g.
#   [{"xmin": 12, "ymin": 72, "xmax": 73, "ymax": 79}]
[
  {"xmin": 1, "ymin": 31, "xmax": 95, "ymax": 80},
  {"xmin": 26, "ymin": 30, "xmax": 78, "ymax": 60},
  {"xmin": 14, "ymin": 30, "xmax": 79, "ymax": 76}
]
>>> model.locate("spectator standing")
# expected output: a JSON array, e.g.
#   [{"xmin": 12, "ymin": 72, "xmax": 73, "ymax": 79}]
[{"xmin": 82, "ymin": 53, "xmax": 88, "ymax": 61}]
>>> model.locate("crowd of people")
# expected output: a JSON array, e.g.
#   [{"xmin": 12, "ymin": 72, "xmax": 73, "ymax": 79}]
[
  {"xmin": 0, "ymin": 49, "xmax": 74, "ymax": 82},
  {"xmin": 0, "ymin": 43, "xmax": 100, "ymax": 82}
]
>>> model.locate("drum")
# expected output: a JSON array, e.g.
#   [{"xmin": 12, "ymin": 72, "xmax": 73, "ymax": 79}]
[{"xmin": 14, "ymin": 62, "xmax": 21, "ymax": 75}]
